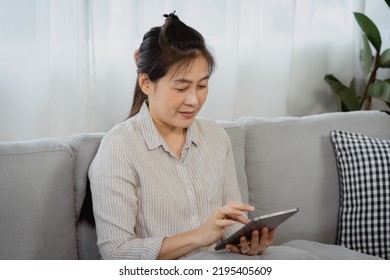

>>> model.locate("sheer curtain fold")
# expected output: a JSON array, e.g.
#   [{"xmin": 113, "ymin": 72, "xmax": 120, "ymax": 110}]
[
  {"xmin": 287, "ymin": 0, "xmax": 365, "ymax": 116},
  {"xmin": 0, "ymin": 0, "xmax": 93, "ymax": 140},
  {"xmin": 1, "ymin": 0, "xmax": 389, "ymax": 141}
]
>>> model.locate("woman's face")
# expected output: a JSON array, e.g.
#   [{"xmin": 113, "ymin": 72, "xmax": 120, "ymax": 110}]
[{"xmin": 142, "ymin": 55, "xmax": 210, "ymax": 134}]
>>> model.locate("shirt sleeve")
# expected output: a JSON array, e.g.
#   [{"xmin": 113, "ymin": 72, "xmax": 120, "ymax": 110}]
[{"xmin": 89, "ymin": 133, "xmax": 164, "ymax": 260}]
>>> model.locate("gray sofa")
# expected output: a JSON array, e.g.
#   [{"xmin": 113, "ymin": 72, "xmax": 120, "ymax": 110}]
[{"xmin": 1, "ymin": 110, "xmax": 389, "ymax": 260}]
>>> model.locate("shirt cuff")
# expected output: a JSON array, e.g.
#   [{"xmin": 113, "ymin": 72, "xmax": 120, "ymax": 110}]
[{"xmin": 141, "ymin": 237, "xmax": 165, "ymax": 260}]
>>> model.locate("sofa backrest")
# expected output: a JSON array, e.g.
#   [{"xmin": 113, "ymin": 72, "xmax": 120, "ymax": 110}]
[
  {"xmin": 216, "ymin": 121, "xmax": 249, "ymax": 203},
  {"xmin": 0, "ymin": 139, "xmax": 77, "ymax": 259},
  {"xmin": 237, "ymin": 110, "xmax": 390, "ymax": 245},
  {"xmin": 66, "ymin": 133, "xmax": 104, "ymax": 260}
]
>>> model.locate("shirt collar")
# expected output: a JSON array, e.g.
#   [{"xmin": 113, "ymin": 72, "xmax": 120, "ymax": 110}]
[{"xmin": 137, "ymin": 102, "xmax": 201, "ymax": 151}]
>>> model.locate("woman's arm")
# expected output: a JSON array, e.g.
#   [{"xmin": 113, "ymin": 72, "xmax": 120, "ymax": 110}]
[
  {"xmin": 89, "ymin": 134, "xmax": 164, "ymax": 260},
  {"xmin": 158, "ymin": 202, "xmax": 254, "ymax": 259}
]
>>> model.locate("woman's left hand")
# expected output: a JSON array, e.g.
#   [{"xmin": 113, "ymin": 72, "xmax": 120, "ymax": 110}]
[{"xmin": 225, "ymin": 227, "xmax": 276, "ymax": 256}]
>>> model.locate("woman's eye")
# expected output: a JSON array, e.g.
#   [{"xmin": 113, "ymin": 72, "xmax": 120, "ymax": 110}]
[
  {"xmin": 198, "ymin": 84, "xmax": 207, "ymax": 89},
  {"xmin": 176, "ymin": 88, "xmax": 188, "ymax": 92}
]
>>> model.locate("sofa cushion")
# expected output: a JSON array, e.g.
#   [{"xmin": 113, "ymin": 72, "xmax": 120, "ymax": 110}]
[
  {"xmin": 66, "ymin": 133, "xmax": 105, "ymax": 220},
  {"xmin": 66, "ymin": 133, "xmax": 104, "ymax": 260},
  {"xmin": 218, "ymin": 121, "xmax": 248, "ymax": 203},
  {"xmin": 0, "ymin": 139, "xmax": 77, "ymax": 259},
  {"xmin": 330, "ymin": 130, "xmax": 390, "ymax": 260},
  {"xmin": 183, "ymin": 240, "xmax": 381, "ymax": 260},
  {"xmin": 237, "ymin": 110, "xmax": 390, "ymax": 246}
]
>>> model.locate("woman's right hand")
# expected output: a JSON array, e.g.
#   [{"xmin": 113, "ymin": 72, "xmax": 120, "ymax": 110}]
[
  {"xmin": 158, "ymin": 202, "xmax": 255, "ymax": 259},
  {"xmin": 195, "ymin": 202, "xmax": 255, "ymax": 247}
]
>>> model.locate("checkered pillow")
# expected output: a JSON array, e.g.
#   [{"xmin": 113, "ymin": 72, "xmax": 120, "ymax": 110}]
[{"xmin": 330, "ymin": 130, "xmax": 390, "ymax": 260}]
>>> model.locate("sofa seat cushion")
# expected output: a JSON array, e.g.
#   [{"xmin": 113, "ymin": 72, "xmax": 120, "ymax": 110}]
[
  {"xmin": 182, "ymin": 240, "xmax": 381, "ymax": 260},
  {"xmin": 0, "ymin": 139, "xmax": 77, "ymax": 259},
  {"xmin": 330, "ymin": 130, "xmax": 390, "ymax": 260}
]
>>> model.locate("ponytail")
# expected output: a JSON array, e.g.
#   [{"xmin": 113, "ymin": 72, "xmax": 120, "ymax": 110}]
[{"xmin": 129, "ymin": 81, "xmax": 147, "ymax": 118}]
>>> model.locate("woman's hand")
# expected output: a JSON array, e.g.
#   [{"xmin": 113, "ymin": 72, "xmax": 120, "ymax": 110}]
[
  {"xmin": 158, "ymin": 202, "xmax": 275, "ymax": 259},
  {"xmin": 226, "ymin": 227, "xmax": 276, "ymax": 256},
  {"xmin": 195, "ymin": 202, "xmax": 254, "ymax": 247},
  {"xmin": 158, "ymin": 202, "xmax": 256, "ymax": 259}
]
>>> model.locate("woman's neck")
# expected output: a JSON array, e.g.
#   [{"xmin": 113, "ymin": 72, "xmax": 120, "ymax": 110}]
[
  {"xmin": 151, "ymin": 117, "xmax": 187, "ymax": 159},
  {"xmin": 160, "ymin": 127, "xmax": 187, "ymax": 159}
]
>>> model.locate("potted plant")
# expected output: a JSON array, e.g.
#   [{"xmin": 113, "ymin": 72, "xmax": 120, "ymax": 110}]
[{"xmin": 324, "ymin": 0, "xmax": 390, "ymax": 111}]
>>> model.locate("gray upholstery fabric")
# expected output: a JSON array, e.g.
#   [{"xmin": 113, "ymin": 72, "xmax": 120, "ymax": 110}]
[
  {"xmin": 183, "ymin": 245, "xmax": 320, "ymax": 260},
  {"xmin": 282, "ymin": 240, "xmax": 382, "ymax": 260},
  {"xmin": 219, "ymin": 121, "xmax": 248, "ymax": 203},
  {"xmin": 66, "ymin": 133, "xmax": 104, "ymax": 260},
  {"xmin": 0, "ymin": 139, "xmax": 77, "ymax": 259},
  {"xmin": 237, "ymin": 111, "xmax": 390, "ymax": 246},
  {"xmin": 183, "ymin": 240, "xmax": 382, "ymax": 260},
  {"xmin": 65, "ymin": 133, "xmax": 104, "ymax": 220}
]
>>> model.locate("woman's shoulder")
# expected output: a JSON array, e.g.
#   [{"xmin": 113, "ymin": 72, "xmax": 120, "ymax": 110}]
[
  {"xmin": 195, "ymin": 117, "xmax": 223, "ymax": 130},
  {"xmin": 194, "ymin": 117, "xmax": 230, "ymax": 142},
  {"xmin": 100, "ymin": 117, "xmax": 141, "ymax": 147}
]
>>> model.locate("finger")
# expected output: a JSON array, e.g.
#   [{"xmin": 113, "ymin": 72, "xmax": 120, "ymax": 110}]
[
  {"xmin": 250, "ymin": 230, "xmax": 260, "ymax": 248},
  {"xmin": 215, "ymin": 218, "xmax": 235, "ymax": 228},
  {"xmin": 241, "ymin": 230, "xmax": 260, "ymax": 255},
  {"xmin": 217, "ymin": 206, "xmax": 244, "ymax": 219},
  {"xmin": 239, "ymin": 235, "xmax": 250, "ymax": 250},
  {"xmin": 260, "ymin": 227, "xmax": 269, "ymax": 245},
  {"xmin": 225, "ymin": 244, "xmax": 241, "ymax": 254},
  {"xmin": 235, "ymin": 216, "xmax": 251, "ymax": 225},
  {"xmin": 218, "ymin": 202, "xmax": 255, "ymax": 221},
  {"xmin": 226, "ymin": 202, "xmax": 255, "ymax": 212},
  {"xmin": 268, "ymin": 228, "xmax": 277, "ymax": 243}
]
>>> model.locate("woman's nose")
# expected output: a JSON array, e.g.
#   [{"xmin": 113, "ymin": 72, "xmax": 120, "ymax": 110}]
[{"xmin": 184, "ymin": 89, "xmax": 199, "ymax": 106}]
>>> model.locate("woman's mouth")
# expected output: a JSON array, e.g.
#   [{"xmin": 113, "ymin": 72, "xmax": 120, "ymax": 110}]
[{"xmin": 180, "ymin": 111, "xmax": 195, "ymax": 119}]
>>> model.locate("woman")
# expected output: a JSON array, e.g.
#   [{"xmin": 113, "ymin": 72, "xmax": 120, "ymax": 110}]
[{"xmin": 89, "ymin": 12, "xmax": 275, "ymax": 260}]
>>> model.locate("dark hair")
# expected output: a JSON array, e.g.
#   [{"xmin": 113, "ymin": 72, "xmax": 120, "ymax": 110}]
[{"xmin": 128, "ymin": 12, "xmax": 215, "ymax": 118}]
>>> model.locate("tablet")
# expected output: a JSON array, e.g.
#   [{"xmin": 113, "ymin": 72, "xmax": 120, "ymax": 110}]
[{"xmin": 215, "ymin": 208, "xmax": 299, "ymax": 250}]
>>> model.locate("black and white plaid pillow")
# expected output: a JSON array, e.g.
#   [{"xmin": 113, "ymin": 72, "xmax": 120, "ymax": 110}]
[{"xmin": 330, "ymin": 130, "xmax": 390, "ymax": 260}]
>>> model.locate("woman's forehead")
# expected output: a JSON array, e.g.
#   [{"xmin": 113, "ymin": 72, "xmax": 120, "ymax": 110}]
[{"xmin": 167, "ymin": 56, "xmax": 210, "ymax": 82}]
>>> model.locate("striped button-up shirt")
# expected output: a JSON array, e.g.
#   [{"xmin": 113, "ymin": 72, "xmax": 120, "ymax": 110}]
[{"xmin": 89, "ymin": 102, "xmax": 242, "ymax": 259}]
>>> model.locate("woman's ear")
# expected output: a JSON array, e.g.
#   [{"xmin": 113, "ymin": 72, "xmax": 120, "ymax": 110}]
[{"xmin": 138, "ymin": 73, "xmax": 154, "ymax": 95}]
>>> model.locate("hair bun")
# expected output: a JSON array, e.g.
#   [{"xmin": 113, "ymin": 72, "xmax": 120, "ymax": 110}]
[{"xmin": 163, "ymin": 11, "xmax": 179, "ymax": 21}]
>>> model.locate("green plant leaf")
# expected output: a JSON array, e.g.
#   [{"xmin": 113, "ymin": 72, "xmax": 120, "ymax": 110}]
[
  {"xmin": 379, "ymin": 48, "xmax": 390, "ymax": 68},
  {"xmin": 386, "ymin": 0, "xmax": 390, "ymax": 9},
  {"xmin": 349, "ymin": 77, "xmax": 357, "ymax": 93},
  {"xmin": 367, "ymin": 81, "xmax": 390, "ymax": 103},
  {"xmin": 360, "ymin": 35, "xmax": 373, "ymax": 76},
  {"xmin": 354, "ymin": 12, "xmax": 382, "ymax": 52},
  {"xmin": 324, "ymin": 74, "xmax": 360, "ymax": 111}
]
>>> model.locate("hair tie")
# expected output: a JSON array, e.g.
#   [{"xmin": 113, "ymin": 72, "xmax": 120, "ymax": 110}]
[{"xmin": 163, "ymin": 11, "xmax": 179, "ymax": 21}]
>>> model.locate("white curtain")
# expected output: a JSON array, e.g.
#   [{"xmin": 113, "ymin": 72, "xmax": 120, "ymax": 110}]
[{"xmin": 0, "ymin": 0, "xmax": 389, "ymax": 141}]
